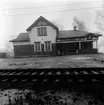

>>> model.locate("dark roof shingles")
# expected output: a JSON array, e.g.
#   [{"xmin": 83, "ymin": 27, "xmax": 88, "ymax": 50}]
[
  {"xmin": 57, "ymin": 30, "xmax": 102, "ymax": 39},
  {"xmin": 9, "ymin": 33, "xmax": 29, "ymax": 42}
]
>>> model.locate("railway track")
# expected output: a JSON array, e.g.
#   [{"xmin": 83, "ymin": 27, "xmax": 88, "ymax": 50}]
[
  {"xmin": 0, "ymin": 68, "xmax": 104, "ymax": 82},
  {"xmin": 0, "ymin": 68, "xmax": 103, "ymax": 105},
  {"xmin": 0, "ymin": 68, "xmax": 103, "ymax": 90}
]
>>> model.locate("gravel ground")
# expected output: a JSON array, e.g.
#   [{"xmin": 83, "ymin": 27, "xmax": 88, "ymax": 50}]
[
  {"xmin": 0, "ymin": 54, "xmax": 103, "ymax": 105},
  {"xmin": 0, "ymin": 53, "xmax": 104, "ymax": 69},
  {"xmin": 0, "ymin": 89, "xmax": 103, "ymax": 105}
]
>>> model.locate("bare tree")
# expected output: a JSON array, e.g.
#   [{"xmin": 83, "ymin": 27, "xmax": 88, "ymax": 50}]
[
  {"xmin": 72, "ymin": 16, "xmax": 87, "ymax": 31},
  {"xmin": 96, "ymin": 0, "xmax": 104, "ymax": 33},
  {"xmin": 5, "ymin": 41, "xmax": 14, "ymax": 57},
  {"xmin": 5, "ymin": 34, "xmax": 17, "ymax": 57},
  {"xmin": 95, "ymin": 0, "xmax": 104, "ymax": 52}
]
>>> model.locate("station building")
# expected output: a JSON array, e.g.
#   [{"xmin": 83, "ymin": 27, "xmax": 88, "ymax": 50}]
[{"xmin": 10, "ymin": 16, "xmax": 102, "ymax": 57}]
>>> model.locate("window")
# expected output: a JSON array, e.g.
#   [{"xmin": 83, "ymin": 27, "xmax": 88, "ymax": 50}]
[
  {"xmin": 44, "ymin": 41, "xmax": 51, "ymax": 51},
  {"xmin": 34, "ymin": 42, "xmax": 41, "ymax": 51},
  {"xmin": 75, "ymin": 38, "xmax": 79, "ymax": 41},
  {"xmin": 37, "ymin": 27, "xmax": 47, "ymax": 36},
  {"xmin": 89, "ymin": 36, "xmax": 92, "ymax": 39},
  {"xmin": 92, "ymin": 37, "xmax": 97, "ymax": 40}
]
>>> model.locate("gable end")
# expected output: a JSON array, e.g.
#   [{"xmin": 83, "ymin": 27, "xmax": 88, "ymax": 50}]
[{"xmin": 26, "ymin": 16, "xmax": 59, "ymax": 32}]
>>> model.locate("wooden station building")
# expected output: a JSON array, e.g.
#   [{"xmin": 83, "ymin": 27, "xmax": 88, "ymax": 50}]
[{"xmin": 10, "ymin": 16, "xmax": 102, "ymax": 57}]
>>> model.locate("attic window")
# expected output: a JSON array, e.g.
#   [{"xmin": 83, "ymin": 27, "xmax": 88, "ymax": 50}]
[{"xmin": 37, "ymin": 27, "xmax": 47, "ymax": 36}]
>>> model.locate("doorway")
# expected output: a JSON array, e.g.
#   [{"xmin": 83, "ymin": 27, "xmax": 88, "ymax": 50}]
[{"xmin": 56, "ymin": 42, "xmax": 79, "ymax": 55}]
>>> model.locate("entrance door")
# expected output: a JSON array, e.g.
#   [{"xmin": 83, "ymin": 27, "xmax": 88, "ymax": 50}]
[
  {"xmin": 41, "ymin": 44, "xmax": 44, "ymax": 55},
  {"xmin": 41, "ymin": 44, "xmax": 44, "ymax": 52}
]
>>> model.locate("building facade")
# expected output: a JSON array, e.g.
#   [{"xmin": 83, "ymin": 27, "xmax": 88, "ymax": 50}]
[{"xmin": 10, "ymin": 16, "xmax": 102, "ymax": 57}]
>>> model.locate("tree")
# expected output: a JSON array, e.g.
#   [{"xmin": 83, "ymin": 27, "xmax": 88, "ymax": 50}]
[
  {"xmin": 4, "ymin": 34, "xmax": 17, "ymax": 57},
  {"xmin": 95, "ymin": 0, "xmax": 104, "ymax": 53},
  {"xmin": 72, "ymin": 16, "xmax": 87, "ymax": 31},
  {"xmin": 5, "ymin": 41, "xmax": 14, "ymax": 57},
  {"xmin": 96, "ymin": 0, "xmax": 104, "ymax": 32}
]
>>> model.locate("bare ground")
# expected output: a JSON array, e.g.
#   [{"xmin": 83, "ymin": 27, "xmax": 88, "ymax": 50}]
[{"xmin": 0, "ymin": 53, "xmax": 104, "ymax": 69}]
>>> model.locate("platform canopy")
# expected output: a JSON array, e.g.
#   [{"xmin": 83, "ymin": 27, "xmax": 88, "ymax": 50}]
[
  {"xmin": 56, "ymin": 30, "xmax": 102, "ymax": 43},
  {"xmin": 57, "ymin": 30, "xmax": 102, "ymax": 39}
]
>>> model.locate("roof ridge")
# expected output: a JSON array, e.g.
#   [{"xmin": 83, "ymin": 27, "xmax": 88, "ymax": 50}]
[
  {"xmin": 19, "ymin": 32, "xmax": 29, "ymax": 34},
  {"xmin": 26, "ymin": 16, "xmax": 59, "ymax": 32},
  {"xmin": 59, "ymin": 30, "xmax": 78, "ymax": 31}
]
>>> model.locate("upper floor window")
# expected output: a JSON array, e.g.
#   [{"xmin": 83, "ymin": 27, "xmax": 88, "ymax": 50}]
[
  {"xmin": 34, "ymin": 42, "xmax": 41, "ymax": 52},
  {"xmin": 37, "ymin": 27, "xmax": 47, "ymax": 36},
  {"xmin": 44, "ymin": 41, "xmax": 51, "ymax": 51}
]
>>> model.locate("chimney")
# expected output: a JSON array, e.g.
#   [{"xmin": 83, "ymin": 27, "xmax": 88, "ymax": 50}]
[{"xmin": 74, "ymin": 26, "xmax": 77, "ymax": 31}]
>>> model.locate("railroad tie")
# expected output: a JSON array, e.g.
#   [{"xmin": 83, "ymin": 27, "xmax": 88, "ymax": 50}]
[
  {"xmin": 32, "ymin": 79, "xmax": 38, "ymax": 82},
  {"xmin": 8, "ymin": 72, "xmax": 16, "ymax": 75},
  {"xmin": 91, "ymin": 71, "xmax": 99, "ymax": 74},
  {"xmin": 74, "ymin": 71, "xmax": 79, "ymax": 75},
  {"xmin": 12, "ymin": 79, "xmax": 18, "ymax": 82},
  {"xmin": 56, "ymin": 71, "xmax": 61, "ymax": 75},
  {"xmin": 43, "ymin": 79, "xmax": 48, "ymax": 82},
  {"xmin": 15, "ymin": 72, "xmax": 24, "ymax": 75},
  {"xmin": 48, "ymin": 71, "xmax": 52, "ymax": 75},
  {"xmin": 24, "ymin": 72, "xmax": 31, "ymax": 75},
  {"xmin": 55, "ymin": 79, "xmax": 60, "ymax": 82},
  {"xmin": 82, "ymin": 71, "xmax": 88, "ymax": 75},
  {"xmin": 22, "ymin": 79, "xmax": 27, "ymax": 82},
  {"xmin": 67, "ymin": 79, "xmax": 72, "ymax": 82},
  {"xmin": 40, "ymin": 71, "xmax": 44, "ymax": 75},
  {"xmin": 32, "ymin": 72, "xmax": 37, "ymax": 75},
  {"xmin": 2, "ymin": 79, "xmax": 8, "ymax": 82},
  {"xmin": 65, "ymin": 71, "xmax": 70, "ymax": 75},
  {"xmin": 100, "ymin": 70, "xmax": 104, "ymax": 74}
]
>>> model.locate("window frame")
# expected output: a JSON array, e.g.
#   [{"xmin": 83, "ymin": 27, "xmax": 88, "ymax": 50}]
[
  {"xmin": 37, "ymin": 27, "xmax": 47, "ymax": 36},
  {"xmin": 34, "ymin": 42, "xmax": 41, "ymax": 52},
  {"xmin": 44, "ymin": 41, "xmax": 52, "ymax": 51}
]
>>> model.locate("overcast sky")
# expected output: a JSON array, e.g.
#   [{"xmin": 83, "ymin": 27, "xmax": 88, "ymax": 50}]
[{"xmin": 0, "ymin": 0, "xmax": 103, "ymax": 52}]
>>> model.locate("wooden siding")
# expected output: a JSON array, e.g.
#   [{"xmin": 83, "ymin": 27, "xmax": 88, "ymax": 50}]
[
  {"xmin": 13, "ymin": 43, "xmax": 56, "ymax": 57},
  {"xmin": 78, "ymin": 49, "xmax": 98, "ymax": 54},
  {"xmin": 29, "ymin": 26, "xmax": 57, "ymax": 44},
  {"xmin": 14, "ymin": 45, "xmax": 31, "ymax": 56},
  {"xmin": 36, "ymin": 20, "xmax": 48, "ymax": 26},
  {"xmin": 13, "ymin": 42, "xmax": 30, "ymax": 45},
  {"xmin": 0, "ymin": 53, "xmax": 6, "ymax": 58}
]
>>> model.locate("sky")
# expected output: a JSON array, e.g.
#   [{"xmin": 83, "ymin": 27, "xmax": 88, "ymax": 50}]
[{"xmin": 0, "ymin": 0, "xmax": 103, "ymax": 53}]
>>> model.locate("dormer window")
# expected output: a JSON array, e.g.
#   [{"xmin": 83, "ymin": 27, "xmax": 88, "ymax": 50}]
[{"xmin": 37, "ymin": 27, "xmax": 47, "ymax": 36}]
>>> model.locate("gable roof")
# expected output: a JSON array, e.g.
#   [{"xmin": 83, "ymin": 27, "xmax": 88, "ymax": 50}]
[
  {"xmin": 26, "ymin": 16, "xmax": 59, "ymax": 32},
  {"xmin": 57, "ymin": 30, "xmax": 102, "ymax": 39},
  {"xmin": 9, "ymin": 33, "xmax": 29, "ymax": 42},
  {"xmin": 9, "ymin": 30, "xmax": 102, "ymax": 43}
]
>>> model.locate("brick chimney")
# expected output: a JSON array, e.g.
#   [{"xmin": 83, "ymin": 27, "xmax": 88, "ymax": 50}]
[{"xmin": 74, "ymin": 26, "xmax": 77, "ymax": 31}]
